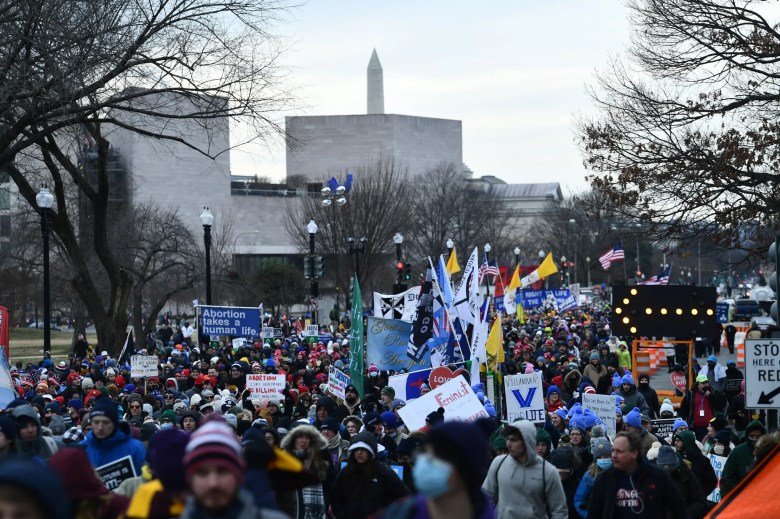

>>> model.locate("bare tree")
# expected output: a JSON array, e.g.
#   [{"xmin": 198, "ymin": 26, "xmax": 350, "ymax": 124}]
[
  {"xmin": 0, "ymin": 0, "xmax": 294, "ymax": 354},
  {"xmin": 285, "ymin": 157, "xmax": 413, "ymax": 300},
  {"xmin": 576, "ymin": 0, "xmax": 780, "ymax": 251}
]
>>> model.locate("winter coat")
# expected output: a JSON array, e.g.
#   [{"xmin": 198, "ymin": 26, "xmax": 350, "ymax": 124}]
[
  {"xmin": 482, "ymin": 420, "xmax": 568, "ymax": 519},
  {"xmin": 587, "ymin": 456, "xmax": 688, "ymax": 519},
  {"xmin": 180, "ymin": 488, "xmax": 288, "ymax": 519},
  {"xmin": 668, "ymin": 463, "xmax": 708, "ymax": 519},
  {"xmin": 80, "ymin": 422, "xmax": 146, "ymax": 476},
  {"xmin": 637, "ymin": 383, "xmax": 660, "ymax": 419},
  {"xmin": 330, "ymin": 461, "xmax": 409, "ymax": 519},
  {"xmin": 677, "ymin": 431, "xmax": 717, "ymax": 496},
  {"xmin": 582, "ymin": 363, "xmax": 608, "ymax": 391},
  {"xmin": 679, "ymin": 387, "xmax": 727, "ymax": 426},
  {"xmin": 719, "ymin": 440, "xmax": 756, "ymax": 497},
  {"xmin": 12, "ymin": 405, "xmax": 59, "ymax": 460},
  {"xmin": 615, "ymin": 385, "xmax": 650, "ymax": 417}
]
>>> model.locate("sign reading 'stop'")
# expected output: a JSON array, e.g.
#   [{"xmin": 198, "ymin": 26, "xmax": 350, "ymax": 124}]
[{"xmin": 200, "ymin": 305, "xmax": 261, "ymax": 337}]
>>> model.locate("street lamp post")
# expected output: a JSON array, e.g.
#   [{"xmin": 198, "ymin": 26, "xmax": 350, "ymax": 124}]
[
  {"xmin": 568, "ymin": 219, "xmax": 577, "ymax": 284},
  {"xmin": 586, "ymin": 256, "xmax": 591, "ymax": 287},
  {"xmin": 347, "ymin": 237, "xmax": 367, "ymax": 310},
  {"xmin": 539, "ymin": 250, "xmax": 547, "ymax": 289},
  {"xmin": 321, "ymin": 185, "xmax": 348, "ymax": 315},
  {"xmin": 200, "ymin": 207, "xmax": 214, "ymax": 305},
  {"xmin": 307, "ymin": 220, "xmax": 318, "ymax": 324},
  {"xmin": 514, "ymin": 247, "xmax": 521, "ymax": 268},
  {"xmin": 561, "ymin": 255, "xmax": 568, "ymax": 287},
  {"xmin": 36, "ymin": 187, "xmax": 54, "ymax": 356},
  {"xmin": 393, "ymin": 233, "xmax": 404, "ymax": 291},
  {"xmin": 446, "ymin": 238, "xmax": 454, "ymax": 257}
]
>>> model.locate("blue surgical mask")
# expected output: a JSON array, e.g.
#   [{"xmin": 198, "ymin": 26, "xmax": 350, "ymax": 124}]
[
  {"xmin": 596, "ymin": 459, "xmax": 612, "ymax": 470},
  {"xmin": 160, "ymin": 422, "xmax": 174, "ymax": 430},
  {"xmin": 412, "ymin": 454, "xmax": 452, "ymax": 498}
]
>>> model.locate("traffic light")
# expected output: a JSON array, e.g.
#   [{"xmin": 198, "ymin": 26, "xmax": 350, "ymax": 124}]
[
  {"xmin": 303, "ymin": 256, "xmax": 312, "ymax": 279},
  {"xmin": 770, "ymin": 241, "xmax": 778, "ymax": 322},
  {"xmin": 404, "ymin": 262, "xmax": 411, "ymax": 280},
  {"xmin": 314, "ymin": 256, "xmax": 324, "ymax": 279}
]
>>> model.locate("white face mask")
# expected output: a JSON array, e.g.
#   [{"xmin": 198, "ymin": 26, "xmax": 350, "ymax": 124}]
[{"xmin": 713, "ymin": 445, "xmax": 725, "ymax": 455}]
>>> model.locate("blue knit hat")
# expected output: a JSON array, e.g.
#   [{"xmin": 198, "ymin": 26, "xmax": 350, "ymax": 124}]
[
  {"xmin": 625, "ymin": 407, "xmax": 642, "ymax": 428},
  {"xmin": 673, "ymin": 418, "xmax": 688, "ymax": 432},
  {"xmin": 612, "ymin": 373, "xmax": 621, "ymax": 388},
  {"xmin": 546, "ymin": 385, "xmax": 560, "ymax": 398},
  {"xmin": 554, "ymin": 408, "xmax": 568, "ymax": 421},
  {"xmin": 615, "ymin": 406, "xmax": 623, "ymax": 416},
  {"xmin": 582, "ymin": 409, "xmax": 602, "ymax": 429},
  {"xmin": 621, "ymin": 371, "xmax": 634, "ymax": 386}
]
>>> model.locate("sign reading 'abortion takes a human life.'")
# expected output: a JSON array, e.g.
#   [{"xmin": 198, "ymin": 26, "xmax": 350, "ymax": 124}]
[
  {"xmin": 200, "ymin": 305, "xmax": 261, "ymax": 337},
  {"xmin": 504, "ymin": 372, "xmax": 545, "ymax": 423}
]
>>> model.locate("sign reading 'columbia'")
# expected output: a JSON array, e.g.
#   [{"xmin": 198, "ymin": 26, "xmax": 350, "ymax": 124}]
[{"xmin": 200, "ymin": 305, "xmax": 261, "ymax": 337}]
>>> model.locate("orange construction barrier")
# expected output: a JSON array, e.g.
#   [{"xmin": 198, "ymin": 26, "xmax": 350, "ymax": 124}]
[{"xmin": 636, "ymin": 350, "xmax": 651, "ymax": 376}]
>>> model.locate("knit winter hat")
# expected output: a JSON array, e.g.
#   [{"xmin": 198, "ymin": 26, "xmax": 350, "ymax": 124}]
[
  {"xmin": 624, "ymin": 407, "xmax": 642, "ymax": 428},
  {"xmin": 672, "ymin": 418, "xmax": 688, "ymax": 432},
  {"xmin": 184, "ymin": 417, "xmax": 245, "ymax": 483},
  {"xmin": 380, "ymin": 386, "xmax": 395, "ymax": 398},
  {"xmin": 149, "ymin": 429, "xmax": 190, "ymax": 491},
  {"xmin": 546, "ymin": 385, "xmax": 560, "ymax": 397},
  {"xmin": 621, "ymin": 372, "xmax": 634, "ymax": 386},
  {"xmin": 612, "ymin": 373, "xmax": 621, "ymax": 388},
  {"xmin": 590, "ymin": 351, "xmax": 600, "ymax": 361},
  {"xmin": 591, "ymin": 436, "xmax": 611, "ymax": 458},
  {"xmin": 659, "ymin": 399, "xmax": 675, "ymax": 416},
  {"xmin": 656, "ymin": 445, "xmax": 679, "ymax": 470},
  {"xmin": 90, "ymin": 399, "xmax": 118, "ymax": 428}
]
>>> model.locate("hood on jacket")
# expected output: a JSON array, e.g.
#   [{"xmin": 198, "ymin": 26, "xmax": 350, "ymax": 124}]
[
  {"xmin": 676, "ymin": 430, "xmax": 700, "ymax": 457},
  {"xmin": 564, "ymin": 370, "xmax": 581, "ymax": 390},
  {"xmin": 280, "ymin": 423, "xmax": 327, "ymax": 452},
  {"xmin": 503, "ymin": 420, "xmax": 538, "ymax": 466},
  {"xmin": 12, "ymin": 404, "xmax": 41, "ymax": 437}
]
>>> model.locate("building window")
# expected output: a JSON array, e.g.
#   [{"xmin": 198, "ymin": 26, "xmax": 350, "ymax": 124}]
[
  {"xmin": 0, "ymin": 215, "xmax": 9, "ymax": 238},
  {"xmin": 0, "ymin": 188, "xmax": 9, "ymax": 210}
]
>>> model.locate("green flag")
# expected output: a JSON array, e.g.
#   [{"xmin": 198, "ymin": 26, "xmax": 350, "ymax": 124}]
[{"xmin": 348, "ymin": 275, "xmax": 364, "ymax": 398}]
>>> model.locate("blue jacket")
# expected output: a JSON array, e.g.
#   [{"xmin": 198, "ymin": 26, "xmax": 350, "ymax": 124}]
[{"xmin": 80, "ymin": 423, "xmax": 146, "ymax": 475}]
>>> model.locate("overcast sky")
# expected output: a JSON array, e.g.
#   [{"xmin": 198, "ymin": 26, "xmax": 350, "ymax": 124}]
[{"xmin": 231, "ymin": 1, "xmax": 633, "ymax": 195}]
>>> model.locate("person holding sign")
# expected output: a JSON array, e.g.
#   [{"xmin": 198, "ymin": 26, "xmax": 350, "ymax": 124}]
[{"xmin": 80, "ymin": 399, "xmax": 146, "ymax": 481}]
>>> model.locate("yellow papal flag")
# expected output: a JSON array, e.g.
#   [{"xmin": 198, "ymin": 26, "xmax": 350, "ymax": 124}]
[
  {"xmin": 537, "ymin": 252, "xmax": 559, "ymax": 279},
  {"xmin": 446, "ymin": 247, "xmax": 461, "ymax": 275},
  {"xmin": 485, "ymin": 317, "xmax": 504, "ymax": 371}
]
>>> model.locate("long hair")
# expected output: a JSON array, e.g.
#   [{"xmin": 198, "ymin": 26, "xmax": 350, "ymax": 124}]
[{"xmin": 338, "ymin": 450, "xmax": 377, "ymax": 495}]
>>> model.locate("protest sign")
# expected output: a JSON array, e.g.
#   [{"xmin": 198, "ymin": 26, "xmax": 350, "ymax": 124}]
[
  {"xmin": 232, "ymin": 338, "xmax": 247, "ymax": 350},
  {"xmin": 261, "ymin": 327, "xmax": 274, "ymax": 345},
  {"xmin": 366, "ymin": 316, "xmax": 431, "ymax": 372},
  {"xmin": 327, "ymin": 366, "xmax": 350, "ymax": 400},
  {"xmin": 130, "ymin": 355, "xmax": 158, "ymax": 378},
  {"xmin": 582, "ymin": 393, "xmax": 618, "ymax": 438},
  {"xmin": 504, "ymin": 372, "xmax": 545, "ymax": 423},
  {"xmin": 397, "ymin": 376, "xmax": 488, "ymax": 431},
  {"xmin": 245, "ymin": 374, "xmax": 285, "ymax": 400},
  {"xmin": 200, "ymin": 305, "xmax": 260, "ymax": 336},
  {"xmin": 97, "ymin": 455, "xmax": 137, "ymax": 491},
  {"xmin": 651, "ymin": 418, "xmax": 676, "ymax": 441},
  {"xmin": 707, "ymin": 454, "xmax": 727, "ymax": 503}
]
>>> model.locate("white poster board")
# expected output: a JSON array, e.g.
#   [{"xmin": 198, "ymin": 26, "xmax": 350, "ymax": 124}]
[
  {"xmin": 130, "ymin": 355, "xmax": 158, "ymax": 378},
  {"xmin": 305, "ymin": 324, "xmax": 319, "ymax": 336},
  {"xmin": 504, "ymin": 372, "xmax": 545, "ymax": 423},
  {"xmin": 327, "ymin": 366, "xmax": 350, "ymax": 400},
  {"xmin": 707, "ymin": 454, "xmax": 727, "ymax": 503},
  {"xmin": 397, "ymin": 376, "xmax": 488, "ymax": 431},
  {"xmin": 582, "ymin": 393, "xmax": 617, "ymax": 439},
  {"xmin": 245, "ymin": 374, "xmax": 286, "ymax": 400}
]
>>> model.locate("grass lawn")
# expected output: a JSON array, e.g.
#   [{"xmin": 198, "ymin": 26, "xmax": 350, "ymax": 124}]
[{"xmin": 8, "ymin": 328, "xmax": 98, "ymax": 365}]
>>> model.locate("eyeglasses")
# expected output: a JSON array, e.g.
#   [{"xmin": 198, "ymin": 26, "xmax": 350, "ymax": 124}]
[
  {"xmin": 130, "ymin": 404, "xmax": 141, "ymax": 409},
  {"xmin": 164, "ymin": 395, "xmax": 174, "ymax": 400}
]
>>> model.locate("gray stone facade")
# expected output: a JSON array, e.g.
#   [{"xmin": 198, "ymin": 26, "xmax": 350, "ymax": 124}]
[{"xmin": 285, "ymin": 113, "xmax": 463, "ymax": 181}]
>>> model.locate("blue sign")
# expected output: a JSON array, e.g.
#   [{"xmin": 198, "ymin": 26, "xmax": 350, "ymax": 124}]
[
  {"xmin": 366, "ymin": 317, "xmax": 430, "ymax": 372},
  {"xmin": 519, "ymin": 289, "xmax": 572, "ymax": 310},
  {"xmin": 200, "ymin": 305, "xmax": 261, "ymax": 337},
  {"xmin": 716, "ymin": 303, "xmax": 729, "ymax": 324}
]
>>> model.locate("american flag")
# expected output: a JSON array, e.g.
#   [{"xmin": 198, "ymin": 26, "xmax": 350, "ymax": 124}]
[
  {"xmin": 599, "ymin": 240, "xmax": 625, "ymax": 270},
  {"xmin": 638, "ymin": 264, "xmax": 672, "ymax": 285},
  {"xmin": 478, "ymin": 256, "xmax": 499, "ymax": 282}
]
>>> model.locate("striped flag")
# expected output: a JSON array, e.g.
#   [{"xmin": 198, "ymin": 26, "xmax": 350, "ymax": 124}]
[
  {"xmin": 478, "ymin": 256, "xmax": 499, "ymax": 282},
  {"xmin": 599, "ymin": 240, "xmax": 625, "ymax": 270},
  {"xmin": 638, "ymin": 264, "xmax": 672, "ymax": 285}
]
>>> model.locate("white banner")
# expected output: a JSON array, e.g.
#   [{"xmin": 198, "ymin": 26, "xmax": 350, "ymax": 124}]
[
  {"xmin": 582, "ymin": 393, "xmax": 617, "ymax": 438},
  {"xmin": 245, "ymin": 374, "xmax": 286, "ymax": 400},
  {"xmin": 397, "ymin": 375, "xmax": 488, "ymax": 431},
  {"xmin": 707, "ymin": 454, "xmax": 727, "ymax": 503},
  {"xmin": 327, "ymin": 366, "xmax": 350, "ymax": 400},
  {"xmin": 452, "ymin": 248, "xmax": 479, "ymax": 325},
  {"xmin": 373, "ymin": 286, "xmax": 421, "ymax": 323},
  {"xmin": 130, "ymin": 355, "xmax": 158, "ymax": 378},
  {"xmin": 504, "ymin": 372, "xmax": 545, "ymax": 423}
]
